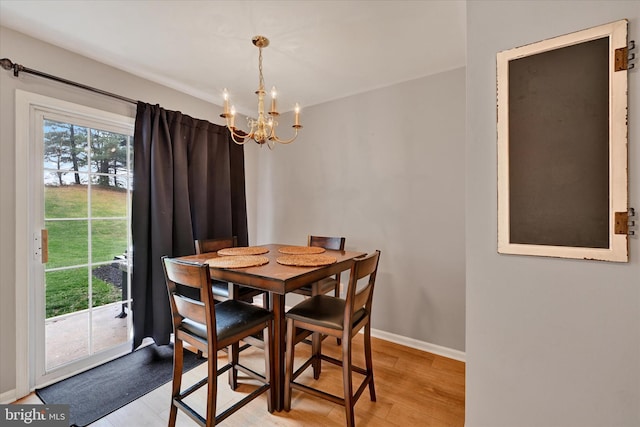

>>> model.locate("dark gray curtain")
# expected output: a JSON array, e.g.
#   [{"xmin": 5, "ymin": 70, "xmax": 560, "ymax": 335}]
[{"xmin": 131, "ymin": 102, "xmax": 248, "ymax": 349}]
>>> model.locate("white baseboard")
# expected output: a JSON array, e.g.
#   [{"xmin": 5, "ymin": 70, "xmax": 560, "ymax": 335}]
[
  {"xmin": 371, "ymin": 328, "xmax": 466, "ymax": 362},
  {"xmin": 0, "ymin": 389, "xmax": 17, "ymax": 404}
]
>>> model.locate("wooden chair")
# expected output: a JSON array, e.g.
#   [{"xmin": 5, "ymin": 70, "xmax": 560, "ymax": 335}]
[
  {"xmin": 194, "ymin": 237, "xmax": 268, "ymax": 385},
  {"xmin": 291, "ymin": 235, "xmax": 346, "ymax": 298},
  {"xmin": 291, "ymin": 235, "xmax": 346, "ymax": 349},
  {"xmin": 162, "ymin": 256, "xmax": 274, "ymax": 427},
  {"xmin": 194, "ymin": 237, "xmax": 268, "ymax": 307},
  {"xmin": 283, "ymin": 250, "xmax": 381, "ymax": 427}
]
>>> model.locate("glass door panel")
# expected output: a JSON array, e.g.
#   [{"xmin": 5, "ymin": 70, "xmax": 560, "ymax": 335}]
[
  {"xmin": 44, "ymin": 219, "xmax": 89, "ymax": 268},
  {"xmin": 42, "ymin": 117, "xmax": 133, "ymax": 373}
]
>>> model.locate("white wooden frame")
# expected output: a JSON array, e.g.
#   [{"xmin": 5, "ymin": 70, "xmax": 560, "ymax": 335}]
[{"xmin": 497, "ymin": 20, "xmax": 629, "ymax": 262}]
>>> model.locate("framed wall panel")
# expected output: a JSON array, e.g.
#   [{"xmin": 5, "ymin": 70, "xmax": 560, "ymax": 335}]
[{"xmin": 497, "ymin": 20, "xmax": 629, "ymax": 262}]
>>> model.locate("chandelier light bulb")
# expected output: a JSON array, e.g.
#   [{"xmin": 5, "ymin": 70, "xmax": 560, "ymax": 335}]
[
  {"xmin": 294, "ymin": 103, "xmax": 301, "ymax": 127},
  {"xmin": 229, "ymin": 105, "xmax": 236, "ymax": 128},
  {"xmin": 270, "ymin": 86, "xmax": 278, "ymax": 115},
  {"xmin": 222, "ymin": 88, "xmax": 230, "ymax": 115}
]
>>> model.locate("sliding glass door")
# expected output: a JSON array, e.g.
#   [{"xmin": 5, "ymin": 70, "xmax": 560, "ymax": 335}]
[{"xmin": 22, "ymin": 93, "xmax": 135, "ymax": 387}]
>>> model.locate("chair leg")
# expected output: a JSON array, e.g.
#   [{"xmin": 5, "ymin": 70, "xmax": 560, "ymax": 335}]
[
  {"xmin": 342, "ymin": 336, "xmax": 355, "ymax": 427},
  {"xmin": 206, "ymin": 345, "xmax": 218, "ymax": 427},
  {"xmin": 334, "ymin": 284, "xmax": 341, "ymax": 346},
  {"xmin": 168, "ymin": 339, "xmax": 184, "ymax": 427},
  {"xmin": 263, "ymin": 322, "xmax": 275, "ymax": 413},
  {"xmin": 228, "ymin": 343, "xmax": 239, "ymax": 390},
  {"xmin": 311, "ymin": 283, "xmax": 333, "ymax": 356},
  {"xmin": 284, "ymin": 318, "xmax": 296, "ymax": 411},
  {"xmin": 311, "ymin": 331, "xmax": 322, "ymax": 379},
  {"xmin": 364, "ymin": 324, "xmax": 376, "ymax": 401}
]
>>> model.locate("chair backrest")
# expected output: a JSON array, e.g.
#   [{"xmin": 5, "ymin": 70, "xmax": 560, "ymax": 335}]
[
  {"xmin": 344, "ymin": 250, "xmax": 381, "ymax": 327},
  {"xmin": 308, "ymin": 235, "xmax": 346, "ymax": 251},
  {"xmin": 194, "ymin": 236, "xmax": 238, "ymax": 254},
  {"xmin": 309, "ymin": 236, "xmax": 347, "ymax": 287},
  {"xmin": 162, "ymin": 256, "xmax": 216, "ymax": 351}
]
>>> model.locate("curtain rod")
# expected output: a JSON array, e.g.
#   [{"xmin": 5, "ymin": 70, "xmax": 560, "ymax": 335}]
[{"xmin": 1, "ymin": 58, "xmax": 138, "ymax": 105}]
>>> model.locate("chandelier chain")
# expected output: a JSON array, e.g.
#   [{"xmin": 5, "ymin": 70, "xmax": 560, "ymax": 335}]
[{"xmin": 258, "ymin": 47, "xmax": 264, "ymax": 92}]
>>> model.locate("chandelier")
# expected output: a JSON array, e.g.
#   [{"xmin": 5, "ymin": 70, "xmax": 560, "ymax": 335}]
[{"xmin": 220, "ymin": 35, "xmax": 301, "ymax": 148}]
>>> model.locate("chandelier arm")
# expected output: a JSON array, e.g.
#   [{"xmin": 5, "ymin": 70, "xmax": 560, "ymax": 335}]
[
  {"xmin": 227, "ymin": 127, "xmax": 251, "ymax": 145},
  {"xmin": 270, "ymin": 127, "xmax": 300, "ymax": 144}
]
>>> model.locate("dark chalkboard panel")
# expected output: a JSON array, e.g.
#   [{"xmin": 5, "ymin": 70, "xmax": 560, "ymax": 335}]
[
  {"xmin": 508, "ymin": 37, "xmax": 610, "ymax": 248},
  {"xmin": 497, "ymin": 20, "xmax": 629, "ymax": 262}
]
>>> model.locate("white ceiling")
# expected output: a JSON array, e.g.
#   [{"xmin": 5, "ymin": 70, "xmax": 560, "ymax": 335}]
[{"xmin": 0, "ymin": 0, "xmax": 466, "ymax": 116}]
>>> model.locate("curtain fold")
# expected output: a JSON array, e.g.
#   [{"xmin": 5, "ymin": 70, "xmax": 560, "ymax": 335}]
[{"xmin": 131, "ymin": 102, "xmax": 248, "ymax": 349}]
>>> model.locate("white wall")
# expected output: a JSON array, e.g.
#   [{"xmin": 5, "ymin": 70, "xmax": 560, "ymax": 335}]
[
  {"xmin": 466, "ymin": 2, "xmax": 640, "ymax": 426},
  {"xmin": 252, "ymin": 68, "xmax": 467, "ymax": 352}
]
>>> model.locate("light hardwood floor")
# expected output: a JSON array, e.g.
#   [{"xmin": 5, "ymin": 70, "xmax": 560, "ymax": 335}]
[{"xmin": 17, "ymin": 335, "xmax": 465, "ymax": 426}]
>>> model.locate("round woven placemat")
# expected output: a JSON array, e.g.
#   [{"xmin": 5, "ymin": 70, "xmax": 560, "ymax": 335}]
[
  {"xmin": 205, "ymin": 255, "xmax": 269, "ymax": 269},
  {"xmin": 217, "ymin": 246, "xmax": 270, "ymax": 256},
  {"xmin": 276, "ymin": 254, "xmax": 337, "ymax": 267},
  {"xmin": 278, "ymin": 246, "xmax": 326, "ymax": 255}
]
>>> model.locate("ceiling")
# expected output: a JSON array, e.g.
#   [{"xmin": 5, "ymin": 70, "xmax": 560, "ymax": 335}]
[{"xmin": 0, "ymin": 0, "xmax": 466, "ymax": 116}]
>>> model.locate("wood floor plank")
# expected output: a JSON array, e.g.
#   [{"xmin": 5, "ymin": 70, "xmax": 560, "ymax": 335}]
[{"xmin": 14, "ymin": 336, "xmax": 464, "ymax": 426}]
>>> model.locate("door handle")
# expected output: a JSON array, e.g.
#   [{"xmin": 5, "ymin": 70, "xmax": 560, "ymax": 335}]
[{"xmin": 41, "ymin": 229, "xmax": 48, "ymax": 263}]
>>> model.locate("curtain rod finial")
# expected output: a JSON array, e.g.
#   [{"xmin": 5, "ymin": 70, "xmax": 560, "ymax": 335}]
[
  {"xmin": 0, "ymin": 58, "xmax": 21, "ymax": 76},
  {"xmin": 0, "ymin": 58, "xmax": 14, "ymax": 70}
]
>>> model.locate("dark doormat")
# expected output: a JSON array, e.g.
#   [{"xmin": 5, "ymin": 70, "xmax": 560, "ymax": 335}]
[{"xmin": 36, "ymin": 344, "xmax": 205, "ymax": 426}]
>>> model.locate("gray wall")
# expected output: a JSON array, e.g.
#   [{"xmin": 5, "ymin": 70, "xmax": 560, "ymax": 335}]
[
  {"xmin": 252, "ymin": 68, "xmax": 467, "ymax": 351},
  {"xmin": 466, "ymin": 2, "xmax": 639, "ymax": 426}
]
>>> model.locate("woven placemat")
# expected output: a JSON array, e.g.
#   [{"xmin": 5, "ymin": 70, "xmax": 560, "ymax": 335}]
[
  {"xmin": 278, "ymin": 246, "xmax": 326, "ymax": 255},
  {"xmin": 276, "ymin": 254, "xmax": 337, "ymax": 267},
  {"xmin": 217, "ymin": 246, "xmax": 270, "ymax": 256},
  {"xmin": 205, "ymin": 255, "xmax": 269, "ymax": 269}
]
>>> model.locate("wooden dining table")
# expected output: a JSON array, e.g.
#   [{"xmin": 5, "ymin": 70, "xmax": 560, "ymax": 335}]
[{"xmin": 176, "ymin": 243, "xmax": 365, "ymax": 411}]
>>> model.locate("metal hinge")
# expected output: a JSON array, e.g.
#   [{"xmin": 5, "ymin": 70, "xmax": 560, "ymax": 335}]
[
  {"xmin": 615, "ymin": 208, "xmax": 636, "ymax": 235},
  {"xmin": 615, "ymin": 47, "xmax": 628, "ymax": 71},
  {"xmin": 615, "ymin": 40, "xmax": 636, "ymax": 72}
]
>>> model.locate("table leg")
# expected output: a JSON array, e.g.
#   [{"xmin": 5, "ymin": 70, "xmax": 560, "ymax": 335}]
[{"xmin": 271, "ymin": 293, "xmax": 286, "ymax": 411}]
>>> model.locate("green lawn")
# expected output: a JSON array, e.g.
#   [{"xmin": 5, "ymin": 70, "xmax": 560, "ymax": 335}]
[{"xmin": 45, "ymin": 185, "xmax": 129, "ymax": 318}]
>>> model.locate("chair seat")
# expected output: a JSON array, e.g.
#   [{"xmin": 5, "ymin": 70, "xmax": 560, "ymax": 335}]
[
  {"xmin": 181, "ymin": 299, "xmax": 273, "ymax": 344},
  {"xmin": 212, "ymin": 280, "xmax": 260, "ymax": 299},
  {"xmin": 286, "ymin": 295, "xmax": 366, "ymax": 330},
  {"xmin": 295, "ymin": 277, "xmax": 338, "ymax": 296}
]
